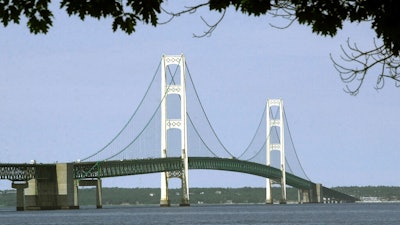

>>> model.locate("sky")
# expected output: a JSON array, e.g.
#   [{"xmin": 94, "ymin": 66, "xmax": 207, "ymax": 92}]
[{"xmin": 1, "ymin": 4, "xmax": 399, "ymax": 190}]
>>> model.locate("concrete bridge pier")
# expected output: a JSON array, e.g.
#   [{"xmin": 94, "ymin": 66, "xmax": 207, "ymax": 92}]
[
  {"xmin": 325, "ymin": 197, "xmax": 339, "ymax": 203},
  {"xmin": 325, "ymin": 197, "xmax": 333, "ymax": 203},
  {"xmin": 79, "ymin": 179, "xmax": 103, "ymax": 208},
  {"xmin": 297, "ymin": 189, "xmax": 304, "ymax": 203},
  {"xmin": 313, "ymin": 183, "xmax": 323, "ymax": 203},
  {"xmin": 74, "ymin": 180, "xmax": 79, "ymax": 208},
  {"xmin": 24, "ymin": 163, "xmax": 78, "ymax": 210},
  {"xmin": 298, "ymin": 184, "xmax": 323, "ymax": 203},
  {"xmin": 298, "ymin": 189, "xmax": 311, "ymax": 203},
  {"xmin": 12, "ymin": 181, "xmax": 28, "ymax": 211},
  {"xmin": 96, "ymin": 179, "xmax": 102, "ymax": 208}
]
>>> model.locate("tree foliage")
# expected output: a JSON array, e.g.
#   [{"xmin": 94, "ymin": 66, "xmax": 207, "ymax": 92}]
[{"xmin": 1, "ymin": 0, "xmax": 400, "ymax": 94}]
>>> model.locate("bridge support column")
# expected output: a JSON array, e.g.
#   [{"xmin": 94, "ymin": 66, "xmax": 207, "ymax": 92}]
[
  {"xmin": 297, "ymin": 189, "xmax": 300, "ymax": 203},
  {"xmin": 265, "ymin": 180, "xmax": 273, "ymax": 204},
  {"xmin": 297, "ymin": 189, "xmax": 309, "ymax": 204},
  {"xmin": 160, "ymin": 178, "xmax": 170, "ymax": 206},
  {"xmin": 179, "ymin": 156, "xmax": 190, "ymax": 207},
  {"xmin": 279, "ymin": 181, "xmax": 287, "ymax": 204},
  {"xmin": 314, "ymin": 183, "xmax": 323, "ymax": 203},
  {"xmin": 73, "ymin": 180, "xmax": 79, "ymax": 208},
  {"xmin": 12, "ymin": 181, "xmax": 28, "ymax": 211},
  {"xmin": 56, "ymin": 163, "xmax": 78, "ymax": 209},
  {"xmin": 265, "ymin": 99, "xmax": 287, "ymax": 204},
  {"xmin": 298, "ymin": 189, "xmax": 312, "ymax": 204},
  {"xmin": 96, "ymin": 179, "xmax": 102, "ymax": 209},
  {"xmin": 24, "ymin": 163, "xmax": 77, "ymax": 210},
  {"xmin": 160, "ymin": 168, "xmax": 170, "ymax": 206},
  {"xmin": 160, "ymin": 54, "xmax": 190, "ymax": 207},
  {"xmin": 304, "ymin": 190, "xmax": 311, "ymax": 203},
  {"xmin": 79, "ymin": 179, "xmax": 102, "ymax": 208}
]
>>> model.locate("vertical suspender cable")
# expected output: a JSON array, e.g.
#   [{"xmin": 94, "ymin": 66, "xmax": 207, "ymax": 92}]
[
  {"xmin": 81, "ymin": 62, "xmax": 161, "ymax": 161},
  {"xmin": 283, "ymin": 108, "xmax": 311, "ymax": 180},
  {"xmin": 185, "ymin": 63, "xmax": 235, "ymax": 158}
]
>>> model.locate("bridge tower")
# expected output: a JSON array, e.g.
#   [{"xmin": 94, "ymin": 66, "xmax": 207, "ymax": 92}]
[
  {"xmin": 265, "ymin": 99, "xmax": 287, "ymax": 204},
  {"xmin": 160, "ymin": 54, "xmax": 190, "ymax": 206}
]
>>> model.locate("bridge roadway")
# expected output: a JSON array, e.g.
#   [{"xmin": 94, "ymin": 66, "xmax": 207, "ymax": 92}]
[
  {"xmin": 0, "ymin": 157, "xmax": 358, "ymax": 205},
  {"xmin": 73, "ymin": 157, "xmax": 313, "ymax": 190}
]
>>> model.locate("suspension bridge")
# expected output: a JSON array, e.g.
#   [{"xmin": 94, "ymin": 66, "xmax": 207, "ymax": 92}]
[{"xmin": 0, "ymin": 54, "xmax": 357, "ymax": 210}]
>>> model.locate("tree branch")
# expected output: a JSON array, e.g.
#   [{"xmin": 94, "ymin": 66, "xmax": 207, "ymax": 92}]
[
  {"xmin": 193, "ymin": 9, "xmax": 226, "ymax": 38},
  {"xmin": 331, "ymin": 39, "xmax": 400, "ymax": 95},
  {"xmin": 159, "ymin": 3, "xmax": 209, "ymax": 25},
  {"xmin": 268, "ymin": 1, "xmax": 296, "ymax": 29}
]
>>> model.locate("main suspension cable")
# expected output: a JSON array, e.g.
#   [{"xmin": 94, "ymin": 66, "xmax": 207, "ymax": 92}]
[
  {"xmin": 185, "ymin": 62, "xmax": 235, "ymax": 158},
  {"xmin": 245, "ymin": 140, "xmax": 266, "ymax": 162},
  {"xmin": 103, "ymin": 58, "xmax": 183, "ymax": 161},
  {"xmin": 81, "ymin": 62, "xmax": 161, "ymax": 161},
  {"xmin": 283, "ymin": 107, "xmax": 311, "ymax": 180},
  {"xmin": 242, "ymin": 105, "xmax": 278, "ymax": 162},
  {"xmin": 237, "ymin": 103, "xmax": 266, "ymax": 159},
  {"xmin": 187, "ymin": 113, "xmax": 219, "ymax": 157}
]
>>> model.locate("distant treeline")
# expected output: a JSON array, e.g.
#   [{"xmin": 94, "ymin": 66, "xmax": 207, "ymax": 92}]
[
  {"xmin": 78, "ymin": 187, "xmax": 299, "ymax": 206},
  {"xmin": 333, "ymin": 186, "xmax": 400, "ymax": 201},
  {"xmin": 1, "ymin": 186, "xmax": 399, "ymax": 207}
]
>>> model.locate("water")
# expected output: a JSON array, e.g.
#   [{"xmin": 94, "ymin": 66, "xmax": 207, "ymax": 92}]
[{"xmin": 1, "ymin": 203, "xmax": 400, "ymax": 225}]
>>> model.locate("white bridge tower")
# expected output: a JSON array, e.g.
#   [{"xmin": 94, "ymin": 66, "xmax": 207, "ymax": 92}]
[
  {"xmin": 160, "ymin": 54, "xmax": 190, "ymax": 206},
  {"xmin": 265, "ymin": 99, "xmax": 287, "ymax": 204}
]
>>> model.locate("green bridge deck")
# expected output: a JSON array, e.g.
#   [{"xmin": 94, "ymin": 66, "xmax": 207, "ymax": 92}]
[
  {"xmin": 0, "ymin": 157, "xmax": 358, "ymax": 203},
  {"xmin": 73, "ymin": 157, "xmax": 313, "ymax": 190}
]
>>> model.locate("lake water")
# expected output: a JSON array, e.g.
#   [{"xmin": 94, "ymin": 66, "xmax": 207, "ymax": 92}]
[{"xmin": 0, "ymin": 203, "xmax": 399, "ymax": 225}]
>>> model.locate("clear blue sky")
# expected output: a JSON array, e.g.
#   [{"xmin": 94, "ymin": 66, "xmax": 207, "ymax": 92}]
[{"xmin": 1, "ymin": 5, "xmax": 399, "ymax": 189}]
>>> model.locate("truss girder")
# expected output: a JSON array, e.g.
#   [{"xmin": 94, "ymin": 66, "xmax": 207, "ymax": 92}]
[
  {"xmin": 0, "ymin": 165, "xmax": 35, "ymax": 181},
  {"xmin": 0, "ymin": 159, "xmax": 356, "ymax": 202},
  {"xmin": 0, "ymin": 164, "xmax": 43, "ymax": 181},
  {"xmin": 73, "ymin": 158, "xmax": 183, "ymax": 179},
  {"xmin": 322, "ymin": 186, "xmax": 359, "ymax": 203},
  {"xmin": 72, "ymin": 157, "xmax": 312, "ymax": 189}
]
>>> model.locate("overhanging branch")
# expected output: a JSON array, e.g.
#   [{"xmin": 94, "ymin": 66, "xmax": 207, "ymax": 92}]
[{"xmin": 331, "ymin": 38, "xmax": 400, "ymax": 95}]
